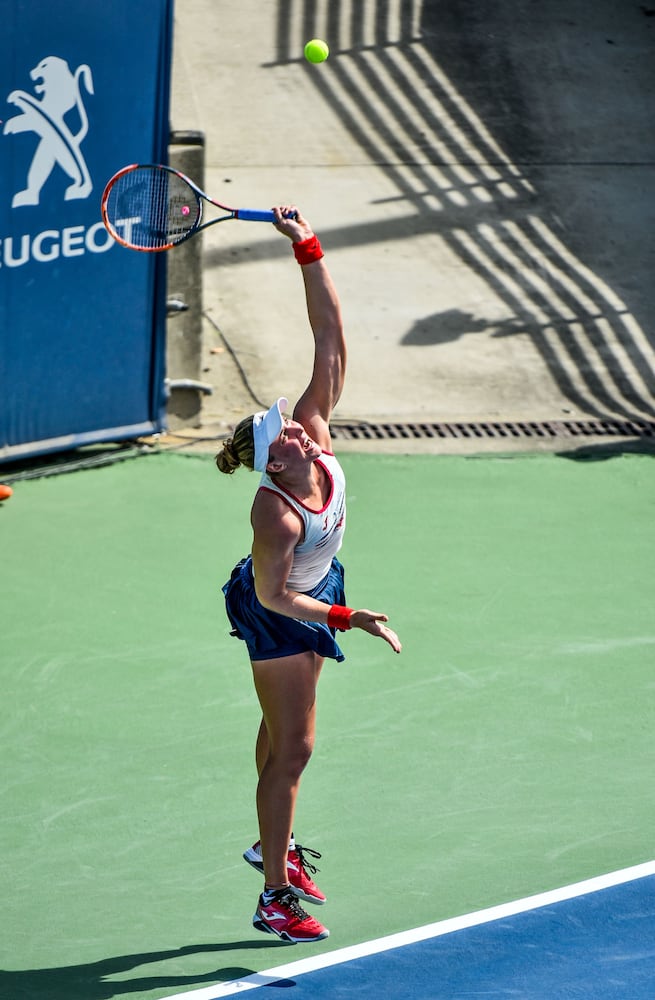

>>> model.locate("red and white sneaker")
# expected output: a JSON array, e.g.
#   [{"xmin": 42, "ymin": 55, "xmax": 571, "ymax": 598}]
[
  {"xmin": 243, "ymin": 841, "xmax": 327, "ymax": 904},
  {"xmin": 253, "ymin": 888, "xmax": 329, "ymax": 943}
]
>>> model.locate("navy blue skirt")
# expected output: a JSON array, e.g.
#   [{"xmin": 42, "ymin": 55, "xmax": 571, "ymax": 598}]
[{"xmin": 222, "ymin": 556, "xmax": 347, "ymax": 662}]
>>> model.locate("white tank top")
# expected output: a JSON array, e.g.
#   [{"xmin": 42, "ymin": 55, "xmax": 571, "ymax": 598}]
[{"xmin": 257, "ymin": 452, "xmax": 346, "ymax": 592}]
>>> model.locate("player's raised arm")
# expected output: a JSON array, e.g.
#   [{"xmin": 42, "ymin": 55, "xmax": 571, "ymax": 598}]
[{"xmin": 272, "ymin": 207, "xmax": 346, "ymax": 453}]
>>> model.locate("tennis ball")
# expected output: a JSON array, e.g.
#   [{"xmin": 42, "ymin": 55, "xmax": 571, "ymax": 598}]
[
  {"xmin": 304, "ymin": 38, "xmax": 329, "ymax": 64},
  {"xmin": 0, "ymin": 484, "xmax": 13, "ymax": 501}
]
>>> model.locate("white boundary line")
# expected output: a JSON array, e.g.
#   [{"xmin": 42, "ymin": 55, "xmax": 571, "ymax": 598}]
[{"xmin": 160, "ymin": 860, "xmax": 655, "ymax": 999}]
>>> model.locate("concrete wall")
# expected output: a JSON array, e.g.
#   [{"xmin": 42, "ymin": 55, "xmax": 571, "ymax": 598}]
[{"xmin": 165, "ymin": 133, "xmax": 207, "ymax": 429}]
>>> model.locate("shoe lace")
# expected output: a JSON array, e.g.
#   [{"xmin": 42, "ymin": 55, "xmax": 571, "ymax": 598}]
[
  {"xmin": 278, "ymin": 889, "xmax": 310, "ymax": 920},
  {"xmin": 294, "ymin": 843, "xmax": 322, "ymax": 876}
]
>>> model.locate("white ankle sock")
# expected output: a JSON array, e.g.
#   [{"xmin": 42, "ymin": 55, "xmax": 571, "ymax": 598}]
[{"xmin": 262, "ymin": 884, "xmax": 289, "ymax": 904}]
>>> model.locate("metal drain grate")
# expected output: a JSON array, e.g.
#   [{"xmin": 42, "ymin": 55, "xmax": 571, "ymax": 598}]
[{"xmin": 330, "ymin": 418, "xmax": 655, "ymax": 442}]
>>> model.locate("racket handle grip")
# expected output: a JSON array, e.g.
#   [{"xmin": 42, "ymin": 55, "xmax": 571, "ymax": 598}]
[
  {"xmin": 235, "ymin": 208, "xmax": 298, "ymax": 222},
  {"xmin": 235, "ymin": 208, "xmax": 276, "ymax": 222}
]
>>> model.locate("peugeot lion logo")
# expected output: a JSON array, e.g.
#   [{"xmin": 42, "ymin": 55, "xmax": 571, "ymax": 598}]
[{"xmin": 4, "ymin": 56, "xmax": 94, "ymax": 207}]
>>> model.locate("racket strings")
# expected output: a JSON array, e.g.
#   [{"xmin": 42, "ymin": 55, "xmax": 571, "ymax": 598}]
[{"xmin": 106, "ymin": 167, "xmax": 201, "ymax": 249}]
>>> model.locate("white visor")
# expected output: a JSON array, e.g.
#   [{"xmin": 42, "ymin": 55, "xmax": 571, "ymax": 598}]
[{"xmin": 253, "ymin": 397, "xmax": 288, "ymax": 472}]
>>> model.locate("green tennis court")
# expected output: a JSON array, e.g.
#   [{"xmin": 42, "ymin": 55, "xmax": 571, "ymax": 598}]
[{"xmin": 2, "ymin": 449, "xmax": 654, "ymax": 999}]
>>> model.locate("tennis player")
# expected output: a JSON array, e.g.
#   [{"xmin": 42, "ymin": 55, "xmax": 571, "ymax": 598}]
[{"xmin": 216, "ymin": 206, "xmax": 401, "ymax": 944}]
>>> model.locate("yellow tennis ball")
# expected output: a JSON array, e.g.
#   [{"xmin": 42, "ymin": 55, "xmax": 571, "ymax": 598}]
[{"xmin": 304, "ymin": 38, "xmax": 329, "ymax": 64}]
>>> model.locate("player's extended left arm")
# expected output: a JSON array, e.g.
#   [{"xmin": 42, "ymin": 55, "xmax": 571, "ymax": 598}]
[
  {"xmin": 299, "ymin": 254, "xmax": 346, "ymax": 419},
  {"xmin": 273, "ymin": 206, "xmax": 346, "ymax": 427}
]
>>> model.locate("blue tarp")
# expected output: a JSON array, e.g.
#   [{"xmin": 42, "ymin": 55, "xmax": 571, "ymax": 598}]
[{"xmin": 0, "ymin": 0, "xmax": 174, "ymax": 461}]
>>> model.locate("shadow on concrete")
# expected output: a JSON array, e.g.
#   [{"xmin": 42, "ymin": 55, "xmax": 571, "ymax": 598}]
[
  {"xmin": 207, "ymin": 0, "xmax": 655, "ymax": 424},
  {"xmin": 402, "ymin": 308, "xmax": 524, "ymax": 345}
]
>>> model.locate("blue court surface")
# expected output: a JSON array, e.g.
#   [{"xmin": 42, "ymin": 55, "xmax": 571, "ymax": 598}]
[{"xmin": 162, "ymin": 863, "xmax": 655, "ymax": 1000}]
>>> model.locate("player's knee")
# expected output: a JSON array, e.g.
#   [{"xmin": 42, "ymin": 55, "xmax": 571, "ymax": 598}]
[{"xmin": 285, "ymin": 738, "xmax": 314, "ymax": 780}]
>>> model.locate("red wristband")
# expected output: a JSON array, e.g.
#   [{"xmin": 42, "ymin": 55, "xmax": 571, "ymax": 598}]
[
  {"xmin": 293, "ymin": 235, "xmax": 324, "ymax": 265},
  {"xmin": 327, "ymin": 605, "xmax": 354, "ymax": 631}
]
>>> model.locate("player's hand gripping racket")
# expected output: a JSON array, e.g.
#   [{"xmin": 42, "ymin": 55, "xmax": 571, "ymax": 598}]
[{"xmin": 101, "ymin": 164, "xmax": 294, "ymax": 252}]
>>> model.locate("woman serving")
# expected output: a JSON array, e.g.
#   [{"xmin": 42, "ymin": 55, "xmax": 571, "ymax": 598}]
[{"xmin": 216, "ymin": 206, "xmax": 401, "ymax": 944}]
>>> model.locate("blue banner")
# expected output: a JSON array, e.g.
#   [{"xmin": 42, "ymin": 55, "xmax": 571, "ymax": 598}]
[{"xmin": 0, "ymin": 0, "xmax": 174, "ymax": 461}]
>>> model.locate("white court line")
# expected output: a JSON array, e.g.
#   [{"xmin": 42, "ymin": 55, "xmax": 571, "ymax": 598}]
[{"xmin": 160, "ymin": 860, "xmax": 655, "ymax": 999}]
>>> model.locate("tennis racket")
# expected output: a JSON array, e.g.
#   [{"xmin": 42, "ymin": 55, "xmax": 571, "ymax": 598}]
[{"xmin": 101, "ymin": 164, "xmax": 293, "ymax": 252}]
